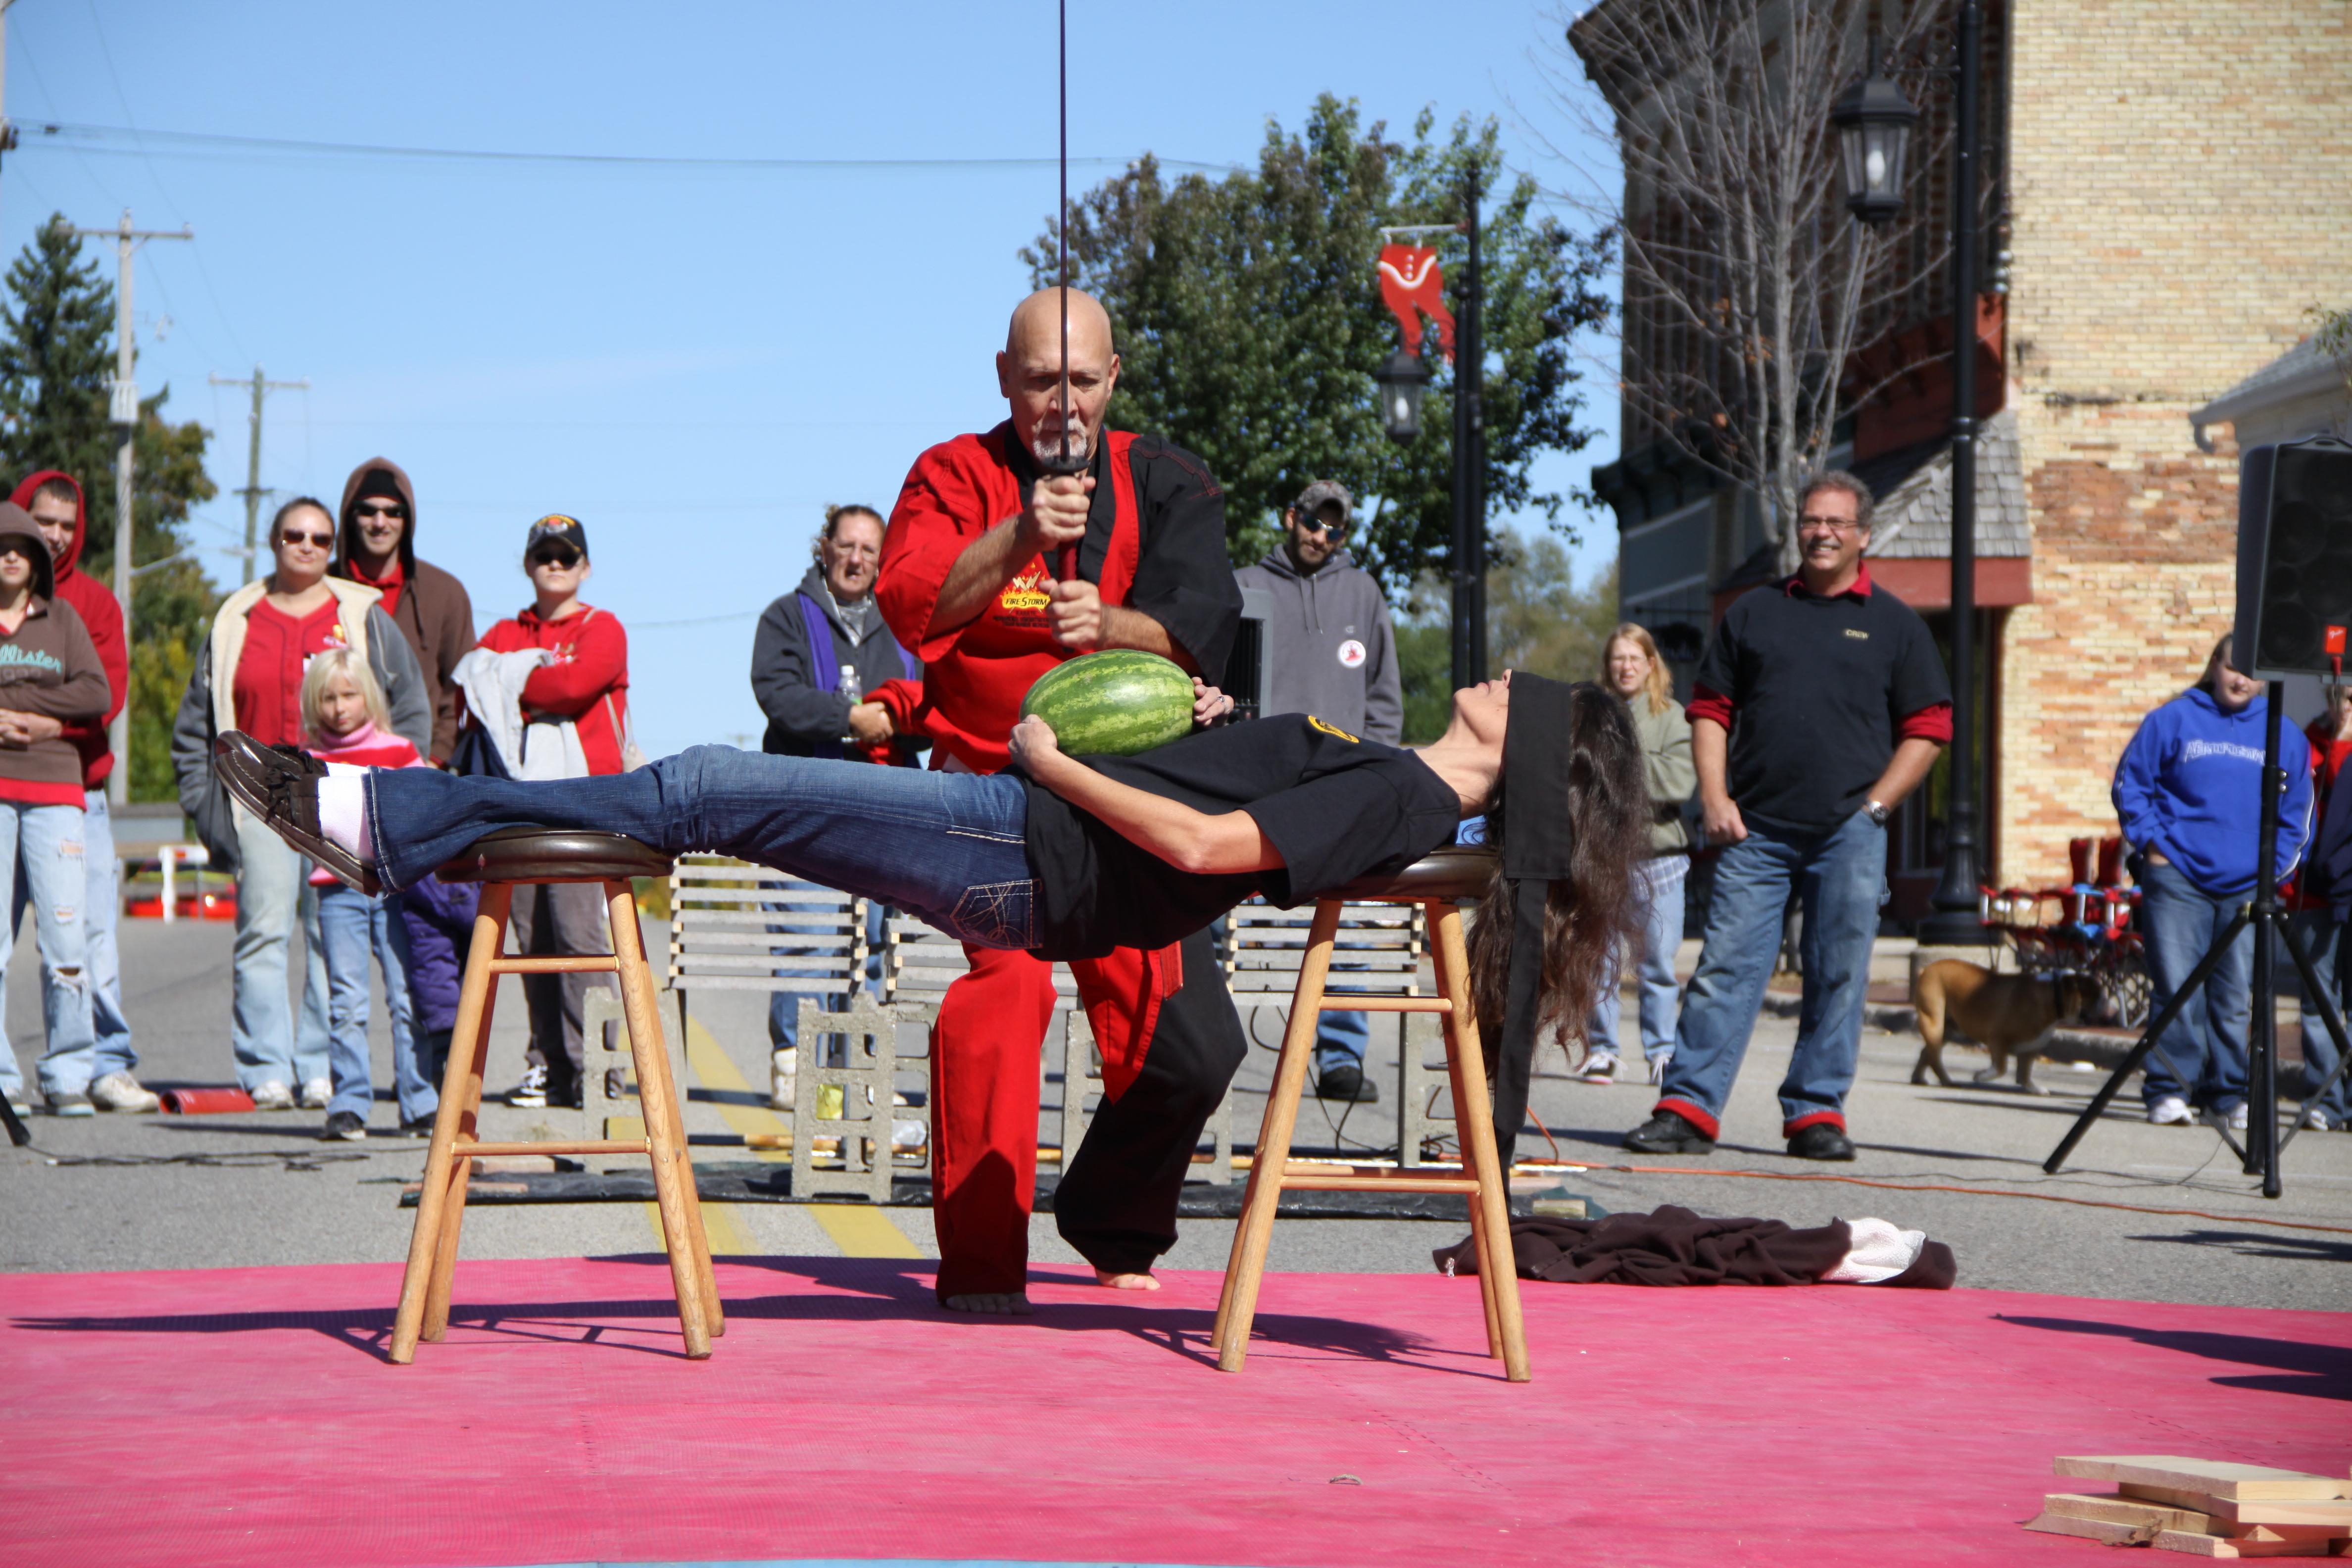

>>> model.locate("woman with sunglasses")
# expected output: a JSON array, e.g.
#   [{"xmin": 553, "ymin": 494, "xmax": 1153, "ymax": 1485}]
[
  {"xmin": 171, "ymin": 497, "xmax": 430, "ymax": 1111},
  {"xmin": 472, "ymin": 515, "xmax": 637, "ymax": 1110}
]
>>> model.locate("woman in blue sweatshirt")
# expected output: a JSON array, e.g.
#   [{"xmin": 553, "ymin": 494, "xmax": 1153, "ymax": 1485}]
[{"xmin": 2112, "ymin": 636, "xmax": 2314, "ymax": 1128}]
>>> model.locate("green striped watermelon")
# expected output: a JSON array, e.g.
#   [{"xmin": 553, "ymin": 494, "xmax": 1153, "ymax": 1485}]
[{"xmin": 1020, "ymin": 650, "xmax": 1196, "ymax": 756}]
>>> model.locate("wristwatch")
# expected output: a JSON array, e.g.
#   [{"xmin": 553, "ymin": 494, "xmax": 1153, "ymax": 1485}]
[{"xmin": 1865, "ymin": 799, "xmax": 1891, "ymax": 827}]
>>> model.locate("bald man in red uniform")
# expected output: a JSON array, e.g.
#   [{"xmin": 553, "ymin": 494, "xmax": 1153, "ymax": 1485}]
[{"xmin": 877, "ymin": 288, "xmax": 1245, "ymax": 1313}]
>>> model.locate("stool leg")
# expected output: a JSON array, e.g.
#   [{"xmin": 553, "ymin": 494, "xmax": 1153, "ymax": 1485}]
[
  {"xmin": 1430, "ymin": 901, "xmax": 1530, "ymax": 1383},
  {"xmin": 607, "ymin": 883, "xmax": 715, "ymax": 1335},
  {"xmin": 608, "ymin": 881, "xmax": 714, "ymax": 1358},
  {"xmin": 392, "ymin": 883, "xmax": 510, "ymax": 1364},
  {"xmin": 424, "ymin": 888, "xmax": 509, "ymax": 1343},
  {"xmin": 1215, "ymin": 898, "xmax": 1341, "ymax": 1372}
]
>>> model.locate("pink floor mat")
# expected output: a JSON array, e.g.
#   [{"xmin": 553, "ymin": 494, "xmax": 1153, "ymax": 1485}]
[{"xmin": 3, "ymin": 1252, "xmax": 2345, "ymax": 1568}]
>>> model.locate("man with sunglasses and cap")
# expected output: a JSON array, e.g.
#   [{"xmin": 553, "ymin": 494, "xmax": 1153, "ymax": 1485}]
[
  {"xmin": 1235, "ymin": 480, "xmax": 1402, "ymax": 1105},
  {"xmin": 332, "ymin": 458, "xmax": 476, "ymax": 766}
]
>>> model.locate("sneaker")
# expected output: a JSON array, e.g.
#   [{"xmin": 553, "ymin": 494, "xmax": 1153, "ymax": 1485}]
[
  {"xmin": 1624, "ymin": 1108, "xmax": 1715, "ymax": 1155},
  {"xmin": 1787, "ymin": 1122, "xmax": 1857, "ymax": 1161},
  {"xmin": 322, "ymin": 1110, "xmax": 368, "ymax": 1141},
  {"xmin": 1578, "ymin": 1051, "xmax": 1620, "ymax": 1084},
  {"xmin": 90, "ymin": 1071, "xmax": 161, "ymax": 1114},
  {"xmin": 1646, "ymin": 1054, "xmax": 1672, "ymax": 1086},
  {"xmin": 2300, "ymin": 1105, "xmax": 2334, "ymax": 1132},
  {"xmin": 2146, "ymin": 1095, "xmax": 2193, "ymax": 1126},
  {"xmin": 400, "ymin": 1113, "xmax": 438, "ymax": 1136},
  {"xmin": 5, "ymin": 1092, "xmax": 29, "ymax": 1118},
  {"xmin": 45, "ymin": 1088, "xmax": 94, "ymax": 1117},
  {"xmin": 505, "ymin": 1064, "xmax": 550, "ymax": 1108},
  {"xmin": 298, "ymin": 1077, "xmax": 333, "ymax": 1111},
  {"xmin": 249, "ymin": 1079, "xmax": 296, "ymax": 1111},
  {"xmin": 1314, "ymin": 1064, "xmax": 1379, "ymax": 1103},
  {"xmin": 211, "ymin": 733, "xmax": 379, "ymax": 894},
  {"xmin": 2202, "ymin": 1102, "xmax": 2250, "ymax": 1132}
]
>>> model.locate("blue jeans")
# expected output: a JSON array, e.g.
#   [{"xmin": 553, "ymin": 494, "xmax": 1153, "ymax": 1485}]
[
  {"xmin": 11, "ymin": 790, "xmax": 134, "ymax": 1078},
  {"xmin": 768, "ymin": 893, "xmax": 889, "ymax": 1050},
  {"xmin": 1659, "ymin": 810, "xmax": 1886, "ymax": 1135},
  {"xmin": 2289, "ymin": 911, "xmax": 2352, "ymax": 1127},
  {"xmin": 2137, "ymin": 857, "xmax": 2250, "ymax": 1113},
  {"xmin": 371, "ymin": 748, "xmax": 1037, "ymax": 948},
  {"xmin": 0, "ymin": 801, "xmax": 96, "ymax": 1098},
  {"xmin": 232, "ymin": 813, "xmax": 332, "ymax": 1092},
  {"xmin": 1589, "ymin": 854, "xmax": 1688, "ymax": 1061},
  {"xmin": 315, "ymin": 882, "xmax": 430, "ymax": 1123}
]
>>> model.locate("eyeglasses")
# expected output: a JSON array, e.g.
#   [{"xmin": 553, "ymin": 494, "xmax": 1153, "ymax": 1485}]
[
  {"xmin": 530, "ymin": 547, "xmax": 582, "ymax": 569},
  {"xmin": 281, "ymin": 531, "xmax": 335, "ymax": 548},
  {"xmin": 353, "ymin": 503, "xmax": 407, "ymax": 521},
  {"xmin": 1297, "ymin": 516, "xmax": 1348, "ymax": 538},
  {"xmin": 1798, "ymin": 515, "xmax": 1864, "ymax": 535}
]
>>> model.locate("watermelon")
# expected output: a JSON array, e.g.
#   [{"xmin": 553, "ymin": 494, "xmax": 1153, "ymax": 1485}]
[{"xmin": 1020, "ymin": 649, "xmax": 1196, "ymax": 756}]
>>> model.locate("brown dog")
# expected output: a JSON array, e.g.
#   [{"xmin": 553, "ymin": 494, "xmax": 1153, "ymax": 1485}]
[{"xmin": 1910, "ymin": 960, "xmax": 2097, "ymax": 1095}]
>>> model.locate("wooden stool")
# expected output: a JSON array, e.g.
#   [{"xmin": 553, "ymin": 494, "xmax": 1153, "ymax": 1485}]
[
  {"xmin": 389, "ymin": 828, "xmax": 721, "ymax": 1364},
  {"xmin": 1212, "ymin": 847, "xmax": 1527, "ymax": 1381}
]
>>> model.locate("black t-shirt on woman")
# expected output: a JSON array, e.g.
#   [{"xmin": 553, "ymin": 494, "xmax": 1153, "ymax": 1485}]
[{"xmin": 1016, "ymin": 713, "xmax": 1465, "ymax": 960}]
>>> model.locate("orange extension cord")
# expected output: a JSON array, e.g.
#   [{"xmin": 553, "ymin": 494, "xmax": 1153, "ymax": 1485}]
[{"xmin": 1518, "ymin": 1111, "xmax": 2352, "ymax": 1237}]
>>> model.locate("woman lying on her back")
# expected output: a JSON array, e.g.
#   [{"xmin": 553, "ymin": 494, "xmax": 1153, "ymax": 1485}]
[{"xmin": 216, "ymin": 672, "xmax": 1650, "ymax": 1056}]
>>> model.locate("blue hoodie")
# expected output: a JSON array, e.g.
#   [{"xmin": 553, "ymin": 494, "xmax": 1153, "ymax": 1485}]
[{"xmin": 2112, "ymin": 686, "xmax": 2314, "ymax": 897}]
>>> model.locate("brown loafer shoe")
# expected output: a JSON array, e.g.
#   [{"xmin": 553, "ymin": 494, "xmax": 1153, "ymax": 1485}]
[{"xmin": 213, "ymin": 732, "xmax": 380, "ymax": 895}]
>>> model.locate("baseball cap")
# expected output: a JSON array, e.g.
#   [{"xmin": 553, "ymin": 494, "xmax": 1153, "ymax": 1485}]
[
  {"xmin": 525, "ymin": 514, "xmax": 588, "ymax": 561},
  {"xmin": 1293, "ymin": 479, "xmax": 1353, "ymax": 526}
]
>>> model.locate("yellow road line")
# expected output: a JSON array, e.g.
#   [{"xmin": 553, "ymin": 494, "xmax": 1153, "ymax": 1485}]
[{"xmin": 676, "ymin": 1010, "xmax": 920, "ymax": 1259}]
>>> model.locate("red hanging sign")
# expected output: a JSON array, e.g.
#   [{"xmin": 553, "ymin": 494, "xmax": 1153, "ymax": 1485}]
[{"xmin": 1378, "ymin": 244, "xmax": 1457, "ymax": 362}]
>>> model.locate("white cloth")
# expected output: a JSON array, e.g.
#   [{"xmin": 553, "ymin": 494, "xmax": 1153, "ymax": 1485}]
[
  {"xmin": 1820, "ymin": 1216, "xmax": 1928, "ymax": 1284},
  {"xmin": 452, "ymin": 646, "xmax": 588, "ymax": 780}
]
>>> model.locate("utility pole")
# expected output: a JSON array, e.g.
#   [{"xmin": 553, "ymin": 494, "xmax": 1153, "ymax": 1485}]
[
  {"xmin": 69, "ymin": 211, "xmax": 192, "ymax": 805},
  {"xmin": 209, "ymin": 368, "xmax": 308, "ymax": 584}
]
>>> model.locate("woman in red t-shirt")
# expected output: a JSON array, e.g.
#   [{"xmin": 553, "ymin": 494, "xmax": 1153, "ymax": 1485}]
[
  {"xmin": 171, "ymin": 497, "xmax": 430, "ymax": 1110},
  {"xmin": 2291, "ymin": 684, "xmax": 2352, "ymax": 1131},
  {"xmin": 473, "ymin": 515, "xmax": 634, "ymax": 1109}
]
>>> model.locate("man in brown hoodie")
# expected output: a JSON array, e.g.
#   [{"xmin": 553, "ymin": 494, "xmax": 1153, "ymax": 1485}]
[{"xmin": 331, "ymin": 459, "xmax": 475, "ymax": 764}]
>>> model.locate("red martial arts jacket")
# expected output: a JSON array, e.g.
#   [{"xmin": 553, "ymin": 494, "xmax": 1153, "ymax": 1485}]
[{"xmin": 877, "ymin": 423, "xmax": 1240, "ymax": 775}]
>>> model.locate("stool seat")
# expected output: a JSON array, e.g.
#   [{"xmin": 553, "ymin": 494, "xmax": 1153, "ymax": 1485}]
[
  {"xmin": 1331, "ymin": 845, "xmax": 1495, "ymax": 904},
  {"xmin": 436, "ymin": 827, "xmax": 675, "ymax": 884}
]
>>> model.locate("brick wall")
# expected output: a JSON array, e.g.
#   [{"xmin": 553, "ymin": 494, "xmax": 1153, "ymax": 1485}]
[{"xmin": 1995, "ymin": 0, "xmax": 2352, "ymax": 882}]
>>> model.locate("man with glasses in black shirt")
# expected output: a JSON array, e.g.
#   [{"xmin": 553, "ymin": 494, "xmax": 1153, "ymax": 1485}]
[{"xmin": 1623, "ymin": 471, "xmax": 1951, "ymax": 1163}]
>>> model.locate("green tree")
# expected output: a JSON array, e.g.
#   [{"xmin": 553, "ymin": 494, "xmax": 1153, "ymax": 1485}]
[
  {"xmin": 0, "ymin": 215, "xmax": 218, "ymax": 800},
  {"xmin": 1027, "ymin": 96, "xmax": 1612, "ymax": 589},
  {"xmin": 1395, "ymin": 530, "xmax": 1619, "ymax": 743}
]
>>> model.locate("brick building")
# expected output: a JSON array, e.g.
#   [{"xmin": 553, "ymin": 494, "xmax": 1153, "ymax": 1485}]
[{"xmin": 1586, "ymin": 0, "xmax": 2352, "ymax": 913}]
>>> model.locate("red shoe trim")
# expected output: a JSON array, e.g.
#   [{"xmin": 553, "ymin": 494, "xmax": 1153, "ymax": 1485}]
[
  {"xmin": 1653, "ymin": 1098, "xmax": 1720, "ymax": 1141},
  {"xmin": 1783, "ymin": 1111, "xmax": 1847, "ymax": 1138}
]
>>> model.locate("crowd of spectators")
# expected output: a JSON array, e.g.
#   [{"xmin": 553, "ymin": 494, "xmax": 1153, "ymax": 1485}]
[{"xmin": 2, "ymin": 445, "xmax": 2338, "ymax": 1146}]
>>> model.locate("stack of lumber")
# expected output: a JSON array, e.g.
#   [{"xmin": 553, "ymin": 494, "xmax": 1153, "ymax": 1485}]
[{"xmin": 2026, "ymin": 1457, "xmax": 2352, "ymax": 1557}]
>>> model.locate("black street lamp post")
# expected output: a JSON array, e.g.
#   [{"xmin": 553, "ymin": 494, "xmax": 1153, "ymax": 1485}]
[
  {"xmin": 1835, "ymin": 5, "xmax": 1990, "ymax": 947},
  {"xmin": 1376, "ymin": 176, "xmax": 1486, "ymax": 692}
]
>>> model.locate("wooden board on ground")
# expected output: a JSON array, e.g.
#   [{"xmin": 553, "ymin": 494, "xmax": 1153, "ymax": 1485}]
[
  {"xmin": 2151, "ymin": 1528, "xmax": 2344, "ymax": 1558},
  {"xmin": 2043, "ymin": 1491, "xmax": 2218, "ymax": 1532},
  {"xmin": 2057, "ymin": 1458, "xmax": 2351, "ymax": 1502},
  {"xmin": 2122, "ymin": 1489, "xmax": 2352, "ymax": 1530},
  {"xmin": 2026, "ymin": 1511, "xmax": 2158, "ymax": 1545}
]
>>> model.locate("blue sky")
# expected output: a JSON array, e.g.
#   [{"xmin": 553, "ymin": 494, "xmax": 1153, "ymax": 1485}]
[{"xmin": 1, "ymin": 0, "xmax": 1617, "ymax": 756}]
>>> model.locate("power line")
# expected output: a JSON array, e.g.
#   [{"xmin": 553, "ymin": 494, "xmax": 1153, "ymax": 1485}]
[{"xmin": 20, "ymin": 120, "xmax": 1238, "ymax": 174}]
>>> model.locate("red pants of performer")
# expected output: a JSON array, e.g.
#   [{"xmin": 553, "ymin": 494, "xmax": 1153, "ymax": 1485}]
[{"xmin": 929, "ymin": 929, "xmax": 1244, "ymax": 1300}]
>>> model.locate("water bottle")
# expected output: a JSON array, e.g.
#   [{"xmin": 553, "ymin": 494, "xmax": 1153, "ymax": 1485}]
[{"xmin": 838, "ymin": 663, "xmax": 862, "ymax": 704}]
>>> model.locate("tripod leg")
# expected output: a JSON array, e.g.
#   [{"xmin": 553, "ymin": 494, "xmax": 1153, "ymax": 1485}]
[
  {"xmin": 2276, "ymin": 912, "xmax": 2352, "ymax": 1155},
  {"xmin": 2045, "ymin": 906, "xmax": 2248, "ymax": 1174}
]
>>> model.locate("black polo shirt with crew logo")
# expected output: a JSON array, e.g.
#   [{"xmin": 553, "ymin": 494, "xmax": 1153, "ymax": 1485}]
[{"xmin": 1689, "ymin": 564, "xmax": 1952, "ymax": 836}]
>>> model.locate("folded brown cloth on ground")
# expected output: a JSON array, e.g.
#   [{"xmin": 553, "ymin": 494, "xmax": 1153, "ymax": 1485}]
[{"xmin": 1431, "ymin": 1204, "xmax": 1957, "ymax": 1289}]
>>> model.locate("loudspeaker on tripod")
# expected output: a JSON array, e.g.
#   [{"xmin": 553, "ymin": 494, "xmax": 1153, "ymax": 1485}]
[{"xmin": 2233, "ymin": 434, "xmax": 2352, "ymax": 680}]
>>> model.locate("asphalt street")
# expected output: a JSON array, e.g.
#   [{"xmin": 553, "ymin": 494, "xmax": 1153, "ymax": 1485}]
[{"xmin": 4, "ymin": 915, "xmax": 2347, "ymax": 1311}]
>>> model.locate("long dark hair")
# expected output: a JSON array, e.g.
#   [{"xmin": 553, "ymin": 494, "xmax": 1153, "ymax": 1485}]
[{"xmin": 1466, "ymin": 681, "xmax": 1652, "ymax": 1049}]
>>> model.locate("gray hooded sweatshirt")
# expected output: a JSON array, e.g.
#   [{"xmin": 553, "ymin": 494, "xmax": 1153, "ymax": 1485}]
[{"xmin": 1233, "ymin": 547, "xmax": 1402, "ymax": 742}]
